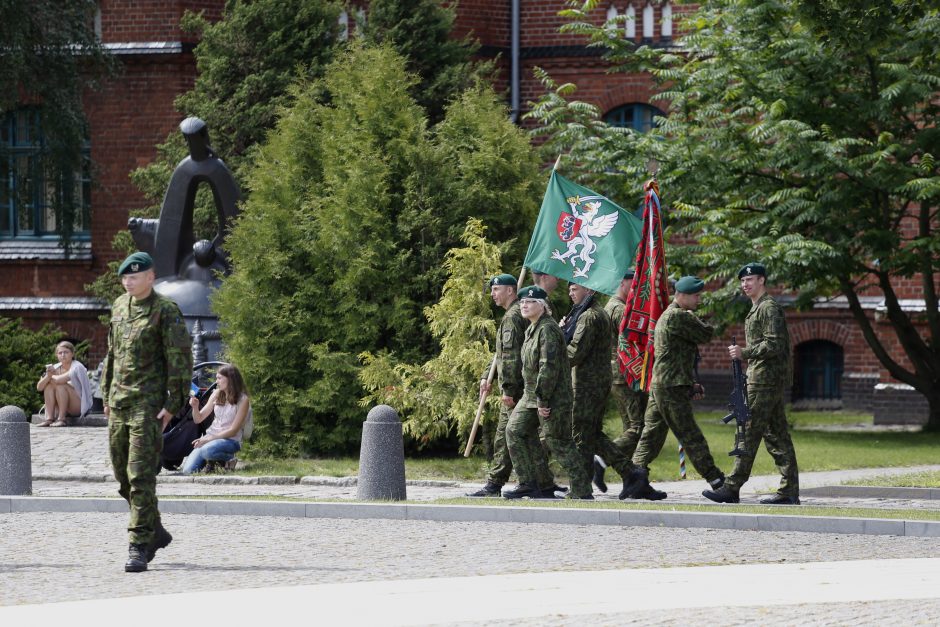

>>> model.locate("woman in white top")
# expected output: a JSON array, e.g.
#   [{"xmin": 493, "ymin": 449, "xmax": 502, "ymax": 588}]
[
  {"xmin": 36, "ymin": 341, "xmax": 94, "ymax": 427},
  {"xmin": 181, "ymin": 363, "xmax": 250, "ymax": 474}
]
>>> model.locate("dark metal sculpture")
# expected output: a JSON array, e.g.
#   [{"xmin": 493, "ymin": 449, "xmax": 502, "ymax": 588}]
[{"xmin": 128, "ymin": 117, "xmax": 240, "ymax": 364}]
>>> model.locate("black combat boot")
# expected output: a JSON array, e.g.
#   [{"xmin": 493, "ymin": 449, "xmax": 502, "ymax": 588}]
[
  {"xmin": 465, "ymin": 482, "xmax": 502, "ymax": 497},
  {"xmin": 502, "ymin": 483, "xmax": 541, "ymax": 499},
  {"xmin": 147, "ymin": 524, "xmax": 173, "ymax": 563},
  {"xmin": 631, "ymin": 483, "xmax": 667, "ymax": 501},
  {"xmin": 620, "ymin": 467, "xmax": 649, "ymax": 500},
  {"xmin": 760, "ymin": 493, "xmax": 800, "ymax": 505},
  {"xmin": 592, "ymin": 457, "xmax": 608, "ymax": 493},
  {"xmin": 702, "ymin": 485, "xmax": 740, "ymax": 504},
  {"xmin": 125, "ymin": 543, "xmax": 148, "ymax": 573},
  {"xmin": 708, "ymin": 475, "xmax": 725, "ymax": 490}
]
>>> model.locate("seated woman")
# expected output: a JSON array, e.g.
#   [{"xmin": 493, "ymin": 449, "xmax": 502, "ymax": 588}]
[
  {"xmin": 181, "ymin": 363, "xmax": 251, "ymax": 474},
  {"xmin": 36, "ymin": 341, "xmax": 94, "ymax": 427}
]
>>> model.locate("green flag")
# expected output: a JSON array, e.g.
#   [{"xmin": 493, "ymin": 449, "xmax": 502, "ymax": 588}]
[{"xmin": 523, "ymin": 171, "xmax": 642, "ymax": 296}]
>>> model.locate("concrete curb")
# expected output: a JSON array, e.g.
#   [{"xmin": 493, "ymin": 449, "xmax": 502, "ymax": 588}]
[
  {"xmin": 802, "ymin": 486, "xmax": 940, "ymax": 500},
  {"xmin": 31, "ymin": 473, "xmax": 460, "ymax": 488},
  {"xmin": 2, "ymin": 496, "xmax": 938, "ymax": 538}
]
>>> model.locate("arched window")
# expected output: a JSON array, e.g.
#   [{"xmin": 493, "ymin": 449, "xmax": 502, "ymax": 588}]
[
  {"xmin": 661, "ymin": 2, "xmax": 673, "ymax": 40},
  {"xmin": 642, "ymin": 2, "xmax": 654, "ymax": 41},
  {"xmin": 604, "ymin": 103, "xmax": 664, "ymax": 133},
  {"xmin": 606, "ymin": 4, "xmax": 619, "ymax": 29},
  {"xmin": 625, "ymin": 5, "xmax": 636, "ymax": 39},
  {"xmin": 793, "ymin": 340, "xmax": 844, "ymax": 400}
]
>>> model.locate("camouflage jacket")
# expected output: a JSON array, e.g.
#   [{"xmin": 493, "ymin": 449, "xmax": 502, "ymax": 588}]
[
  {"xmin": 604, "ymin": 295, "xmax": 626, "ymax": 385},
  {"xmin": 651, "ymin": 301, "xmax": 714, "ymax": 388},
  {"xmin": 567, "ymin": 298, "xmax": 612, "ymax": 390},
  {"xmin": 496, "ymin": 299, "xmax": 529, "ymax": 400},
  {"xmin": 102, "ymin": 291, "xmax": 193, "ymax": 414},
  {"xmin": 741, "ymin": 293, "xmax": 792, "ymax": 387},
  {"xmin": 520, "ymin": 313, "xmax": 572, "ymax": 411}
]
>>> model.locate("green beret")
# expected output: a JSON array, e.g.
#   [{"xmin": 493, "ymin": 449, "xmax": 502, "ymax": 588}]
[
  {"xmin": 118, "ymin": 252, "xmax": 154, "ymax": 276},
  {"xmin": 489, "ymin": 273, "xmax": 517, "ymax": 287},
  {"xmin": 675, "ymin": 276, "xmax": 705, "ymax": 294},
  {"xmin": 738, "ymin": 262, "xmax": 766, "ymax": 279},
  {"xmin": 518, "ymin": 285, "xmax": 548, "ymax": 300}
]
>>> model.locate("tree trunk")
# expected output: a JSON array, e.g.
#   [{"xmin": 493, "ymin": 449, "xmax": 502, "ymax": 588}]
[{"xmin": 923, "ymin": 388, "xmax": 940, "ymax": 433}]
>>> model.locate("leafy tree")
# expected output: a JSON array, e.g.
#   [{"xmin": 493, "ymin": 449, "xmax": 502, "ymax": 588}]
[
  {"xmin": 0, "ymin": 318, "xmax": 67, "ymax": 415},
  {"xmin": 212, "ymin": 43, "xmax": 541, "ymax": 454},
  {"xmin": 364, "ymin": 0, "xmax": 484, "ymax": 125},
  {"xmin": 533, "ymin": 0, "xmax": 940, "ymax": 428},
  {"xmin": 0, "ymin": 0, "xmax": 113, "ymax": 247},
  {"xmin": 360, "ymin": 219, "xmax": 504, "ymax": 448},
  {"xmin": 130, "ymin": 0, "xmax": 343, "ymax": 210},
  {"xmin": 85, "ymin": 0, "xmax": 344, "ymax": 308}
]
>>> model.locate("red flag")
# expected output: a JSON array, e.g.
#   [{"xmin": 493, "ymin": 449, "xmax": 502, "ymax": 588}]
[{"xmin": 617, "ymin": 180, "xmax": 670, "ymax": 391}]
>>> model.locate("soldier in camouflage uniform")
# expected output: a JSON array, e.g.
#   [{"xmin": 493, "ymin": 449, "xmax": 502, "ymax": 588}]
[
  {"xmin": 505, "ymin": 286, "xmax": 592, "ymax": 499},
  {"xmin": 467, "ymin": 274, "xmax": 552, "ymax": 497},
  {"xmin": 102, "ymin": 252, "xmax": 192, "ymax": 572},
  {"xmin": 602, "ymin": 270, "xmax": 648, "ymax": 497},
  {"xmin": 564, "ymin": 282, "xmax": 631, "ymax": 496},
  {"xmin": 625, "ymin": 276, "xmax": 726, "ymax": 501},
  {"xmin": 703, "ymin": 263, "xmax": 800, "ymax": 505}
]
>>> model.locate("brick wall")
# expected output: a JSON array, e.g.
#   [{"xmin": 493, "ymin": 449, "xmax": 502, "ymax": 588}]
[{"xmin": 99, "ymin": 0, "xmax": 223, "ymax": 43}]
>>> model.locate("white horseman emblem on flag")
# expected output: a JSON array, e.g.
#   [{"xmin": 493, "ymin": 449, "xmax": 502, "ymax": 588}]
[{"xmin": 551, "ymin": 196, "xmax": 619, "ymax": 278}]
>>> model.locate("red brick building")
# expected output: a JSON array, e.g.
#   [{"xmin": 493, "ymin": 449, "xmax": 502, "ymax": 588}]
[{"xmin": 1, "ymin": 0, "xmax": 930, "ymax": 421}]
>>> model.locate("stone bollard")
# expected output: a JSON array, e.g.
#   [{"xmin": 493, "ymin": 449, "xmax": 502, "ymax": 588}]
[
  {"xmin": 0, "ymin": 406, "xmax": 32, "ymax": 495},
  {"xmin": 357, "ymin": 404, "xmax": 406, "ymax": 501}
]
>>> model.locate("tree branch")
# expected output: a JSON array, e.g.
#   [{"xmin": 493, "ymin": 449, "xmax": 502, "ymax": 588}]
[
  {"xmin": 840, "ymin": 277, "xmax": 917, "ymax": 387},
  {"xmin": 919, "ymin": 202, "xmax": 940, "ymax": 345},
  {"xmin": 876, "ymin": 269, "xmax": 938, "ymax": 381}
]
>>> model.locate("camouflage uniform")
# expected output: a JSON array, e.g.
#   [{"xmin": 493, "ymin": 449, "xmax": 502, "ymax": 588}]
[
  {"xmin": 724, "ymin": 293, "xmax": 799, "ymax": 498},
  {"xmin": 604, "ymin": 295, "xmax": 648, "ymax": 465},
  {"xmin": 506, "ymin": 313, "xmax": 591, "ymax": 497},
  {"xmin": 631, "ymin": 302, "xmax": 723, "ymax": 484},
  {"xmin": 485, "ymin": 300, "xmax": 552, "ymax": 488},
  {"xmin": 568, "ymin": 298, "xmax": 630, "ymax": 480},
  {"xmin": 102, "ymin": 291, "xmax": 191, "ymax": 545}
]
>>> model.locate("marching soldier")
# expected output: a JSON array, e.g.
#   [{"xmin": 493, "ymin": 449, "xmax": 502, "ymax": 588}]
[
  {"xmin": 564, "ymin": 282, "xmax": 632, "ymax": 496},
  {"xmin": 102, "ymin": 252, "xmax": 192, "ymax": 572},
  {"xmin": 703, "ymin": 263, "xmax": 800, "ymax": 505},
  {"xmin": 624, "ymin": 276, "xmax": 726, "ymax": 501},
  {"xmin": 505, "ymin": 286, "xmax": 593, "ymax": 499},
  {"xmin": 467, "ymin": 274, "xmax": 552, "ymax": 497},
  {"xmin": 601, "ymin": 270, "xmax": 649, "ymax": 498}
]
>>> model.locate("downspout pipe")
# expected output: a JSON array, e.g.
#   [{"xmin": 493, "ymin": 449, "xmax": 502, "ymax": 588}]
[{"xmin": 510, "ymin": 0, "xmax": 520, "ymax": 123}]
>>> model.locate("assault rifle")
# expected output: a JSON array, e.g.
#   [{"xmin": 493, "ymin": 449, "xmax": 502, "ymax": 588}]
[{"xmin": 721, "ymin": 336, "xmax": 750, "ymax": 457}]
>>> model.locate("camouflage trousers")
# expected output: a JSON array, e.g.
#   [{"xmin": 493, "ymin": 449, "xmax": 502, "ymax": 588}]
[
  {"xmin": 506, "ymin": 403, "xmax": 592, "ymax": 498},
  {"xmin": 571, "ymin": 385, "xmax": 631, "ymax": 480},
  {"xmin": 486, "ymin": 402, "xmax": 553, "ymax": 488},
  {"xmin": 109, "ymin": 405, "xmax": 163, "ymax": 545},
  {"xmin": 725, "ymin": 385, "xmax": 799, "ymax": 497},
  {"xmin": 609, "ymin": 384, "xmax": 648, "ymax": 465},
  {"xmin": 631, "ymin": 385, "xmax": 723, "ymax": 484}
]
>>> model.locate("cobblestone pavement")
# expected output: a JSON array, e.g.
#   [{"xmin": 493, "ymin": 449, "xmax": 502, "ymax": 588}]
[
  {"xmin": 7, "ymin": 425, "xmax": 940, "ymax": 623},
  {"xmin": 1, "ymin": 511, "xmax": 939, "ymax": 609}
]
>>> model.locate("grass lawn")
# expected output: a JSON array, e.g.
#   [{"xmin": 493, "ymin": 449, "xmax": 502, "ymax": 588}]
[
  {"xmin": 843, "ymin": 470, "xmax": 940, "ymax": 488},
  {"xmin": 237, "ymin": 407, "xmax": 940, "ymax": 485}
]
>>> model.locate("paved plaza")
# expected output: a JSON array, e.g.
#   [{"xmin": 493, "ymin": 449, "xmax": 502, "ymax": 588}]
[{"xmin": 1, "ymin": 424, "xmax": 940, "ymax": 624}]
